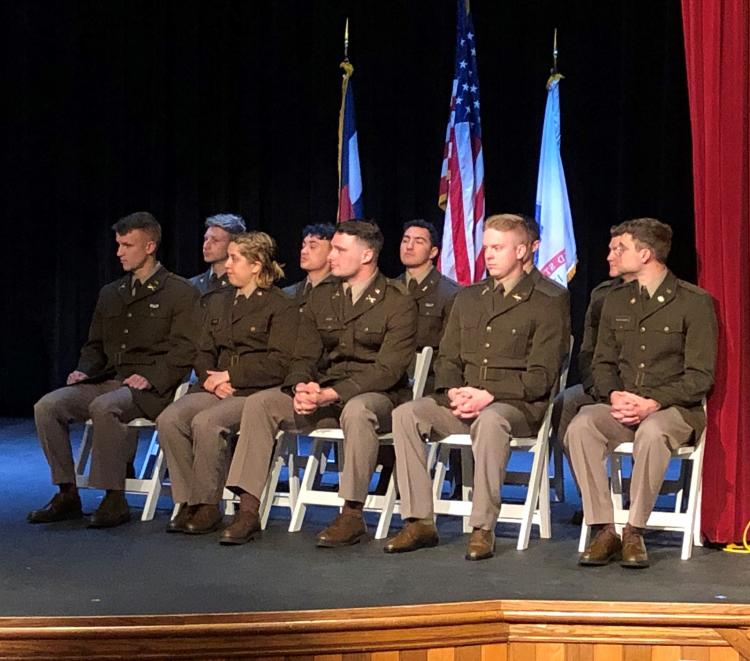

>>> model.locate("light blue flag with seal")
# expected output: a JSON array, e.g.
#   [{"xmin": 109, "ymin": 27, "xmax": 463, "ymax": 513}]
[{"xmin": 534, "ymin": 74, "xmax": 577, "ymax": 287}]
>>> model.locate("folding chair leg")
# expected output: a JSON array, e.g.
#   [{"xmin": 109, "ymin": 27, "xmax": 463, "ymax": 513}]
[
  {"xmin": 74, "ymin": 422, "xmax": 94, "ymax": 486},
  {"xmin": 260, "ymin": 455, "xmax": 285, "ymax": 530},
  {"xmin": 288, "ymin": 451, "xmax": 300, "ymax": 510},
  {"xmin": 517, "ymin": 442, "xmax": 546, "ymax": 550},
  {"xmin": 375, "ymin": 473, "xmax": 398, "ymax": 539},
  {"xmin": 538, "ymin": 452, "xmax": 552, "ymax": 539},
  {"xmin": 139, "ymin": 448, "xmax": 165, "ymax": 521},
  {"xmin": 289, "ymin": 445, "xmax": 323, "ymax": 532},
  {"xmin": 460, "ymin": 448, "xmax": 473, "ymax": 534},
  {"xmin": 682, "ymin": 456, "xmax": 704, "ymax": 560},
  {"xmin": 138, "ymin": 430, "xmax": 160, "ymax": 480},
  {"xmin": 693, "ymin": 485, "xmax": 703, "ymax": 547}
]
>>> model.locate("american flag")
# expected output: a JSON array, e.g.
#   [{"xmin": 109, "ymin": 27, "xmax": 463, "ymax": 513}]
[
  {"xmin": 337, "ymin": 60, "xmax": 363, "ymax": 222},
  {"xmin": 438, "ymin": 0, "xmax": 485, "ymax": 284}
]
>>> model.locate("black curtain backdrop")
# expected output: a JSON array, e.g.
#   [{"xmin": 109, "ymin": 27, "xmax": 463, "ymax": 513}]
[{"xmin": 0, "ymin": 1, "xmax": 694, "ymax": 415}]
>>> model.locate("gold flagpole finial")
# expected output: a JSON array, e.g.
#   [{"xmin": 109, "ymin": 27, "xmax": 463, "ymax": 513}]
[{"xmin": 344, "ymin": 18, "xmax": 349, "ymax": 62}]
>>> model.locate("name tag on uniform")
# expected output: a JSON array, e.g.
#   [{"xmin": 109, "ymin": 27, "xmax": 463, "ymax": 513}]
[{"xmin": 149, "ymin": 303, "xmax": 160, "ymax": 309}]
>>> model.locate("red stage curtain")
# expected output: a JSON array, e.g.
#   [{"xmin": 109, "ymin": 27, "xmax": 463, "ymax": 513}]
[{"xmin": 681, "ymin": 1, "xmax": 750, "ymax": 543}]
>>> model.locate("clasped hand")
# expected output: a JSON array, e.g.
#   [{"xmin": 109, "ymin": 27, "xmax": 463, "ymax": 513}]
[
  {"xmin": 448, "ymin": 386, "xmax": 494, "ymax": 419},
  {"xmin": 204, "ymin": 370, "xmax": 235, "ymax": 399},
  {"xmin": 609, "ymin": 390, "xmax": 660, "ymax": 426},
  {"xmin": 293, "ymin": 382, "xmax": 338, "ymax": 415}
]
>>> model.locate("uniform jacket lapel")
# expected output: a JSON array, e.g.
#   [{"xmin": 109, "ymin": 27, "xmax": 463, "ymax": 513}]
[
  {"xmin": 343, "ymin": 272, "xmax": 387, "ymax": 323},
  {"xmin": 636, "ymin": 271, "xmax": 678, "ymax": 323}
]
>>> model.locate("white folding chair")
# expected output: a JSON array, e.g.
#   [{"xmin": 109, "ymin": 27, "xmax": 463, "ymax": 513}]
[
  {"xmin": 287, "ymin": 347, "xmax": 434, "ymax": 539},
  {"xmin": 429, "ymin": 337, "xmax": 573, "ymax": 551},
  {"xmin": 577, "ymin": 400, "xmax": 707, "ymax": 560},
  {"xmin": 74, "ymin": 380, "xmax": 191, "ymax": 521}
]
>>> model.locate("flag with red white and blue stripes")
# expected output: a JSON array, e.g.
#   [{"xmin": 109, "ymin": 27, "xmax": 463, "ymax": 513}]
[
  {"xmin": 438, "ymin": 0, "xmax": 485, "ymax": 285},
  {"xmin": 337, "ymin": 60, "xmax": 363, "ymax": 222}
]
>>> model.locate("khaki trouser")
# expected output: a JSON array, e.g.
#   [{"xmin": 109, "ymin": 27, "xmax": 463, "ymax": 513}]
[
  {"xmin": 392, "ymin": 397, "xmax": 532, "ymax": 530},
  {"xmin": 34, "ymin": 380, "xmax": 141, "ymax": 490},
  {"xmin": 156, "ymin": 392, "xmax": 246, "ymax": 505},
  {"xmin": 564, "ymin": 403, "xmax": 693, "ymax": 528},
  {"xmin": 226, "ymin": 387, "xmax": 393, "ymax": 503}
]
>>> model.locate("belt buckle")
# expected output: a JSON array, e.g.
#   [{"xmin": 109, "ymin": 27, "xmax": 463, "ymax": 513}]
[
  {"xmin": 479, "ymin": 365, "xmax": 488, "ymax": 380},
  {"xmin": 230, "ymin": 354, "xmax": 240, "ymax": 366},
  {"xmin": 115, "ymin": 352, "xmax": 122, "ymax": 365}
]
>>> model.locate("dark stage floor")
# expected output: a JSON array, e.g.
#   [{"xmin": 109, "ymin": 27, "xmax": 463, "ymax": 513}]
[{"xmin": 1, "ymin": 417, "xmax": 748, "ymax": 617}]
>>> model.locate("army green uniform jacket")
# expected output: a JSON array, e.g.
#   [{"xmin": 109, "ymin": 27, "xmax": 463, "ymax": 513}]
[
  {"xmin": 283, "ymin": 273, "xmax": 339, "ymax": 313},
  {"xmin": 76, "ymin": 266, "xmax": 198, "ymax": 419},
  {"xmin": 194, "ymin": 286, "xmax": 299, "ymax": 397},
  {"xmin": 285, "ymin": 271, "xmax": 417, "ymax": 404},
  {"xmin": 592, "ymin": 270, "xmax": 717, "ymax": 435},
  {"xmin": 434, "ymin": 270, "xmax": 570, "ymax": 430},
  {"xmin": 189, "ymin": 268, "xmax": 231, "ymax": 297},
  {"xmin": 578, "ymin": 277, "xmax": 622, "ymax": 393},
  {"xmin": 396, "ymin": 267, "xmax": 460, "ymax": 351}
]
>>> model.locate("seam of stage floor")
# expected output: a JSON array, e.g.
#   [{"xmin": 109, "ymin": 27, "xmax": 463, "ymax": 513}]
[{"xmin": 3, "ymin": 417, "xmax": 749, "ymax": 617}]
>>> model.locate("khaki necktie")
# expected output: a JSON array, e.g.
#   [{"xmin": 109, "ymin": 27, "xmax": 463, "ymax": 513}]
[{"xmin": 408, "ymin": 278, "xmax": 418, "ymax": 295}]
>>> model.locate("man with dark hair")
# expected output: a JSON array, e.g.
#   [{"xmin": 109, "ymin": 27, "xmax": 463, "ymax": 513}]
[
  {"xmin": 221, "ymin": 219, "xmax": 417, "ymax": 546},
  {"xmin": 190, "ymin": 214, "xmax": 247, "ymax": 299},
  {"xmin": 566, "ymin": 217, "xmax": 717, "ymax": 568},
  {"xmin": 283, "ymin": 223, "xmax": 336, "ymax": 309},
  {"xmin": 397, "ymin": 219, "xmax": 459, "ymax": 354},
  {"xmin": 384, "ymin": 214, "xmax": 569, "ymax": 560},
  {"xmin": 29, "ymin": 212, "xmax": 198, "ymax": 528}
]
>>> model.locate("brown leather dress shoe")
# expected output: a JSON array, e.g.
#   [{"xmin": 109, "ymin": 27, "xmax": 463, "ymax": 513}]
[
  {"xmin": 383, "ymin": 520, "xmax": 439, "ymax": 553},
  {"xmin": 88, "ymin": 492, "xmax": 131, "ymax": 528},
  {"xmin": 166, "ymin": 504, "xmax": 195, "ymax": 533},
  {"xmin": 27, "ymin": 492, "xmax": 83, "ymax": 524},
  {"xmin": 621, "ymin": 525, "xmax": 650, "ymax": 568},
  {"xmin": 465, "ymin": 528, "xmax": 495, "ymax": 561},
  {"xmin": 579, "ymin": 527, "xmax": 622, "ymax": 566},
  {"xmin": 219, "ymin": 511, "xmax": 261, "ymax": 545},
  {"xmin": 184, "ymin": 504, "xmax": 223, "ymax": 535},
  {"xmin": 316, "ymin": 510, "xmax": 368, "ymax": 548}
]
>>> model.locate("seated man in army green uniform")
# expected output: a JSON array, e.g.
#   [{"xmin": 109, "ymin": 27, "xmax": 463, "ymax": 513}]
[
  {"xmin": 189, "ymin": 214, "xmax": 246, "ymax": 302},
  {"xmin": 30, "ymin": 212, "xmax": 197, "ymax": 528},
  {"xmin": 283, "ymin": 223, "xmax": 337, "ymax": 310},
  {"xmin": 384, "ymin": 214, "xmax": 569, "ymax": 560},
  {"xmin": 221, "ymin": 220, "xmax": 417, "ymax": 546},
  {"xmin": 566, "ymin": 218, "xmax": 717, "ymax": 568},
  {"xmin": 397, "ymin": 219, "xmax": 460, "ymax": 357}
]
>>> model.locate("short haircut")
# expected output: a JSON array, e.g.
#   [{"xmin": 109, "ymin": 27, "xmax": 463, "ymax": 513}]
[
  {"xmin": 611, "ymin": 217, "xmax": 673, "ymax": 263},
  {"xmin": 231, "ymin": 231, "xmax": 285, "ymax": 288},
  {"xmin": 403, "ymin": 219, "xmax": 440, "ymax": 249},
  {"xmin": 520, "ymin": 214, "xmax": 540, "ymax": 244},
  {"xmin": 111, "ymin": 212, "xmax": 162, "ymax": 248},
  {"xmin": 302, "ymin": 223, "xmax": 336, "ymax": 241},
  {"xmin": 205, "ymin": 213, "xmax": 246, "ymax": 235},
  {"xmin": 335, "ymin": 219, "xmax": 385, "ymax": 256},
  {"xmin": 484, "ymin": 213, "xmax": 532, "ymax": 243}
]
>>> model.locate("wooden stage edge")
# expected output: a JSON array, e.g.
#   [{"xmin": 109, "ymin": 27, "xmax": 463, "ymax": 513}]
[{"xmin": 2, "ymin": 599, "xmax": 750, "ymax": 660}]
